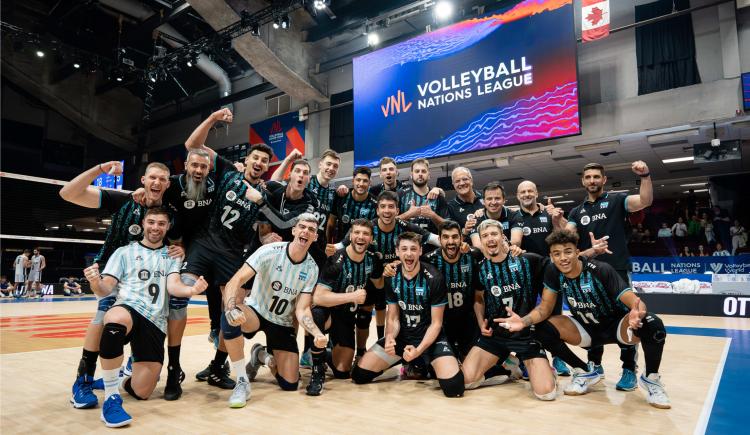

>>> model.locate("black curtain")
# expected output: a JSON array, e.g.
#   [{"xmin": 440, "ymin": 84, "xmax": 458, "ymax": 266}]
[
  {"xmin": 635, "ymin": 0, "xmax": 701, "ymax": 95},
  {"xmin": 329, "ymin": 89, "xmax": 354, "ymax": 153}
]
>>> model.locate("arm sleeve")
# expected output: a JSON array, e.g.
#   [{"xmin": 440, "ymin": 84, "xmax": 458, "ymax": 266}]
[
  {"xmin": 246, "ymin": 244, "xmax": 274, "ymax": 271},
  {"xmin": 99, "ymin": 189, "xmax": 132, "ymax": 214},
  {"xmin": 213, "ymin": 154, "xmax": 237, "ymax": 179},
  {"xmin": 600, "ymin": 263, "xmax": 630, "ymax": 300},
  {"xmin": 101, "ymin": 247, "xmax": 126, "ymax": 281},
  {"xmin": 509, "ymin": 210, "xmax": 524, "ymax": 232},
  {"xmin": 167, "ymin": 257, "xmax": 182, "ymax": 276},
  {"xmin": 301, "ymin": 266, "xmax": 318, "ymax": 294},
  {"xmin": 542, "ymin": 262, "xmax": 561, "ymax": 293}
]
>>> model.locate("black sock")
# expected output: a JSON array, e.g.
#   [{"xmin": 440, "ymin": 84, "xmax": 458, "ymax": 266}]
[
  {"xmin": 310, "ymin": 345, "xmax": 326, "ymax": 366},
  {"xmin": 376, "ymin": 325, "xmax": 385, "ymax": 339},
  {"xmin": 303, "ymin": 335, "xmax": 313, "ymax": 353},
  {"xmin": 357, "ymin": 347, "xmax": 365, "ymax": 357},
  {"xmin": 536, "ymin": 321, "xmax": 588, "ymax": 371},
  {"xmin": 619, "ymin": 344, "xmax": 637, "ymax": 371},
  {"xmin": 588, "ymin": 345, "xmax": 604, "ymax": 365},
  {"xmin": 78, "ymin": 349, "xmax": 99, "ymax": 377},
  {"xmin": 168, "ymin": 345, "xmax": 181, "ymax": 371},
  {"xmin": 213, "ymin": 349, "xmax": 228, "ymax": 366}
]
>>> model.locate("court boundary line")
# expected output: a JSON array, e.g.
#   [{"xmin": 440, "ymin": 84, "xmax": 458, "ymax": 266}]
[{"xmin": 693, "ymin": 337, "xmax": 731, "ymax": 435}]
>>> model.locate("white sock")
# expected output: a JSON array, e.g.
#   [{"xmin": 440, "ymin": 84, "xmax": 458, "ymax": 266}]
[
  {"xmin": 232, "ymin": 359, "xmax": 247, "ymax": 382},
  {"xmin": 102, "ymin": 368, "xmax": 120, "ymax": 400}
]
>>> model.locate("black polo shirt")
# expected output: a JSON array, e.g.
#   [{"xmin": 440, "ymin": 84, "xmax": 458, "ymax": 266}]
[
  {"xmin": 567, "ymin": 192, "xmax": 630, "ymax": 271},
  {"xmin": 518, "ymin": 206, "xmax": 554, "ymax": 256},
  {"xmin": 447, "ymin": 191, "xmax": 484, "ymax": 230}
]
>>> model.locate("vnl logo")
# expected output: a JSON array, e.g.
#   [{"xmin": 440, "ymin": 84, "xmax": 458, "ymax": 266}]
[
  {"xmin": 270, "ymin": 120, "xmax": 282, "ymax": 134},
  {"xmin": 380, "ymin": 89, "xmax": 412, "ymax": 118}
]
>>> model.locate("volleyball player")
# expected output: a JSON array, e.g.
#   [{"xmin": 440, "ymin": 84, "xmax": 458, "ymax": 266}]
[
  {"xmin": 503, "ymin": 229, "xmax": 670, "ymax": 409},
  {"xmin": 12, "ymin": 249, "xmax": 29, "ymax": 297},
  {"xmin": 328, "ymin": 166, "xmax": 377, "ymax": 242},
  {"xmin": 60, "ymin": 160, "xmax": 179, "ymax": 410},
  {"xmin": 83, "ymin": 207, "xmax": 208, "ymax": 427},
  {"xmin": 461, "ymin": 219, "xmax": 556, "ymax": 400},
  {"xmin": 351, "ymin": 232, "xmax": 464, "ymax": 398},
  {"xmin": 303, "ymin": 218, "xmax": 384, "ymax": 396},
  {"xmin": 397, "ymin": 158, "xmax": 448, "ymax": 235},
  {"xmin": 369, "ymin": 157, "xmax": 408, "ymax": 197},
  {"xmin": 220, "ymin": 214, "xmax": 321, "ymax": 408}
]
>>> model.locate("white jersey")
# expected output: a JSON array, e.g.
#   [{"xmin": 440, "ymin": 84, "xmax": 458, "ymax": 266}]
[
  {"xmin": 102, "ymin": 242, "xmax": 181, "ymax": 332},
  {"xmin": 30, "ymin": 255, "xmax": 44, "ymax": 272},
  {"xmin": 14, "ymin": 255, "xmax": 27, "ymax": 275},
  {"xmin": 245, "ymin": 242, "xmax": 318, "ymax": 327}
]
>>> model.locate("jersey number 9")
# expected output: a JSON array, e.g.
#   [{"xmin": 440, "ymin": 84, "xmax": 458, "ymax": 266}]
[{"xmin": 148, "ymin": 284, "xmax": 160, "ymax": 304}]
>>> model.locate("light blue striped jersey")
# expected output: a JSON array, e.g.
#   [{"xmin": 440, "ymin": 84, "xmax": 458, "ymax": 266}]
[
  {"xmin": 245, "ymin": 242, "xmax": 318, "ymax": 327},
  {"xmin": 102, "ymin": 242, "xmax": 181, "ymax": 332}
]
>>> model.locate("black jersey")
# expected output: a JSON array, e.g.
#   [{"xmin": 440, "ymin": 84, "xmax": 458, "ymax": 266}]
[
  {"xmin": 333, "ymin": 192, "xmax": 377, "ymax": 239},
  {"xmin": 369, "ymin": 179, "xmax": 408, "ymax": 198},
  {"xmin": 471, "ymin": 206, "xmax": 524, "ymax": 241},
  {"xmin": 192, "ymin": 171, "xmax": 266, "ymax": 257},
  {"xmin": 317, "ymin": 249, "xmax": 383, "ymax": 313},
  {"xmin": 477, "ymin": 253, "xmax": 545, "ymax": 338},
  {"xmin": 95, "ymin": 190, "xmax": 148, "ymax": 265},
  {"xmin": 447, "ymin": 191, "xmax": 484, "ymax": 231},
  {"xmin": 162, "ymin": 155, "xmax": 235, "ymax": 244},
  {"xmin": 424, "ymin": 248, "xmax": 482, "ymax": 319},
  {"xmin": 260, "ymin": 181, "xmax": 320, "ymax": 241},
  {"xmin": 567, "ymin": 192, "xmax": 630, "ymax": 270},
  {"xmin": 367, "ymin": 219, "xmax": 433, "ymax": 262},
  {"xmin": 385, "ymin": 263, "xmax": 447, "ymax": 345},
  {"xmin": 306, "ymin": 175, "xmax": 337, "ymax": 238},
  {"xmin": 398, "ymin": 186, "xmax": 449, "ymax": 233},
  {"xmin": 518, "ymin": 207, "xmax": 555, "ymax": 256},
  {"xmin": 543, "ymin": 257, "xmax": 630, "ymax": 327}
]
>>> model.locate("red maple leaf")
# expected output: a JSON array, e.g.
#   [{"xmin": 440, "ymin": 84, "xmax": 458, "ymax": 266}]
[{"xmin": 586, "ymin": 6, "xmax": 604, "ymax": 26}]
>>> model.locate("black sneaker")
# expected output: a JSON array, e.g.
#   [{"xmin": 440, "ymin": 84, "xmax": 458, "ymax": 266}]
[
  {"xmin": 306, "ymin": 364, "xmax": 326, "ymax": 396},
  {"xmin": 164, "ymin": 367, "xmax": 183, "ymax": 401},
  {"xmin": 196, "ymin": 361, "xmax": 228, "ymax": 382},
  {"xmin": 207, "ymin": 361, "xmax": 235, "ymax": 389}
]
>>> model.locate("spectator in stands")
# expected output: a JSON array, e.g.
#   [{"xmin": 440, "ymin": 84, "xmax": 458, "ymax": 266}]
[
  {"xmin": 680, "ymin": 246, "xmax": 694, "ymax": 257},
  {"xmin": 712, "ymin": 206, "xmax": 732, "ymax": 249},
  {"xmin": 687, "ymin": 215, "xmax": 702, "ymax": 241},
  {"xmin": 697, "ymin": 245, "xmax": 709, "ymax": 256},
  {"xmin": 657, "ymin": 223, "xmax": 673, "ymax": 238},
  {"xmin": 642, "ymin": 229, "xmax": 654, "ymax": 243},
  {"xmin": 671, "ymin": 217, "xmax": 687, "ymax": 240},
  {"xmin": 730, "ymin": 220, "xmax": 747, "ymax": 255},
  {"xmin": 702, "ymin": 213, "xmax": 715, "ymax": 246},
  {"xmin": 630, "ymin": 223, "xmax": 645, "ymax": 242},
  {"xmin": 713, "ymin": 242, "xmax": 731, "ymax": 256},
  {"xmin": 0, "ymin": 276, "xmax": 14, "ymax": 297},
  {"xmin": 63, "ymin": 276, "xmax": 83, "ymax": 296}
]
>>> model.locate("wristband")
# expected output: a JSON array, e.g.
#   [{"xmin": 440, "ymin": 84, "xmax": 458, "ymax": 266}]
[
  {"xmin": 99, "ymin": 164, "xmax": 105, "ymax": 174},
  {"xmin": 639, "ymin": 173, "xmax": 650, "ymax": 178}
]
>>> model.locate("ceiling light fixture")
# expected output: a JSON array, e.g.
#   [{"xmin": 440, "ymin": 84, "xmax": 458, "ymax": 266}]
[
  {"xmin": 662, "ymin": 156, "xmax": 694, "ymax": 164},
  {"xmin": 367, "ymin": 32, "xmax": 380, "ymax": 46},
  {"xmin": 435, "ymin": 1, "xmax": 454, "ymax": 20}
]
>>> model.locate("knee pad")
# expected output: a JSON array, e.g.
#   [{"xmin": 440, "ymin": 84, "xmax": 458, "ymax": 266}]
[
  {"xmin": 123, "ymin": 378, "xmax": 147, "ymax": 400},
  {"xmin": 634, "ymin": 312, "xmax": 667, "ymax": 344},
  {"xmin": 355, "ymin": 309, "xmax": 372, "ymax": 330},
  {"xmin": 311, "ymin": 306, "xmax": 329, "ymax": 331},
  {"xmin": 99, "ymin": 323, "xmax": 127, "ymax": 359},
  {"xmin": 351, "ymin": 365, "xmax": 382, "ymax": 384},
  {"xmin": 534, "ymin": 389, "xmax": 557, "ymax": 401},
  {"xmin": 220, "ymin": 311, "xmax": 242, "ymax": 340},
  {"xmin": 92, "ymin": 296, "xmax": 117, "ymax": 325},
  {"xmin": 438, "ymin": 371, "xmax": 465, "ymax": 398},
  {"xmin": 275, "ymin": 373, "xmax": 299, "ymax": 391},
  {"xmin": 330, "ymin": 365, "xmax": 351, "ymax": 379}
]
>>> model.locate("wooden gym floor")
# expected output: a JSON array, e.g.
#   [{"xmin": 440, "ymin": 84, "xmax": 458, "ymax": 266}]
[{"xmin": 0, "ymin": 296, "xmax": 747, "ymax": 434}]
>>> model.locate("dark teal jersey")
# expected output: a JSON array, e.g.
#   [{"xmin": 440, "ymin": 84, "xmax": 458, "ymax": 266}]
[
  {"xmin": 424, "ymin": 248, "xmax": 483, "ymax": 319},
  {"xmin": 333, "ymin": 192, "xmax": 377, "ymax": 239},
  {"xmin": 95, "ymin": 190, "xmax": 148, "ymax": 265},
  {"xmin": 317, "ymin": 249, "xmax": 383, "ymax": 313},
  {"xmin": 385, "ymin": 263, "xmax": 446, "ymax": 345}
]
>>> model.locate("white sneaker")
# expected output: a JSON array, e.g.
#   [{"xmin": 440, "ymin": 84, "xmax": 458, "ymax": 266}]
[
  {"xmin": 503, "ymin": 355, "xmax": 524, "ymax": 380},
  {"xmin": 228, "ymin": 378, "xmax": 251, "ymax": 408},
  {"xmin": 564, "ymin": 363, "xmax": 601, "ymax": 396},
  {"xmin": 639, "ymin": 373, "xmax": 671, "ymax": 409}
]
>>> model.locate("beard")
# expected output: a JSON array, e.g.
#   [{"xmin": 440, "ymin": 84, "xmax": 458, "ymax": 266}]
[
  {"xmin": 413, "ymin": 178, "xmax": 427, "ymax": 188},
  {"xmin": 185, "ymin": 177, "xmax": 207, "ymax": 202}
]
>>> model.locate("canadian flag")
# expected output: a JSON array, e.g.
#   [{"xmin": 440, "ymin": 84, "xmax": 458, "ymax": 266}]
[{"xmin": 582, "ymin": 0, "xmax": 610, "ymax": 42}]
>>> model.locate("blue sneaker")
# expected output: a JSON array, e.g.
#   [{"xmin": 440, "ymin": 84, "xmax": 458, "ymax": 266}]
[
  {"xmin": 119, "ymin": 356, "xmax": 133, "ymax": 378},
  {"xmin": 100, "ymin": 394, "xmax": 132, "ymax": 428},
  {"xmin": 593, "ymin": 363, "xmax": 605, "ymax": 378},
  {"xmin": 70, "ymin": 375, "xmax": 98, "ymax": 409},
  {"xmin": 519, "ymin": 360, "xmax": 529, "ymax": 381},
  {"xmin": 553, "ymin": 357, "xmax": 571, "ymax": 376},
  {"xmin": 208, "ymin": 329, "xmax": 220, "ymax": 350},
  {"xmin": 92, "ymin": 377, "xmax": 105, "ymax": 390},
  {"xmin": 299, "ymin": 349, "xmax": 312, "ymax": 369},
  {"xmin": 616, "ymin": 368, "xmax": 638, "ymax": 391}
]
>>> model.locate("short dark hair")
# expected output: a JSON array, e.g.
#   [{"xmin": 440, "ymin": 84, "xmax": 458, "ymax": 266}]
[
  {"xmin": 249, "ymin": 143, "xmax": 274, "ymax": 160},
  {"xmin": 411, "ymin": 158, "xmax": 429, "ymax": 170},
  {"xmin": 582, "ymin": 162, "xmax": 605, "ymax": 176},
  {"xmin": 545, "ymin": 229, "xmax": 579, "ymax": 248},
  {"xmin": 291, "ymin": 159, "xmax": 311, "ymax": 172},
  {"xmin": 377, "ymin": 190, "xmax": 399, "ymax": 206},
  {"xmin": 144, "ymin": 206, "xmax": 172, "ymax": 220},
  {"xmin": 353, "ymin": 166, "xmax": 372, "ymax": 178},
  {"xmin": 483, "ymin": 181, "xmax": 506, "ymax": 199},
  {"xmin": 397, "ymin": 231, "xmax": 422, "ymax": 246},
  {"xmin": 439, "ymin": 220, "xmax": 461, "ymax": 236},
  {"xmin": 350, "ymin": 218, "xmax": 374, "ymax": 234},
  {"xmin": 379, "ymin": 156, "xmax": 396, "ymax": 167}
]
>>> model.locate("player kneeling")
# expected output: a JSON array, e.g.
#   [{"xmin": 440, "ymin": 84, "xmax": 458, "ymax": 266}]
[
  {"xmin": 84, "ymin": 207, "xmax": 207, "ymax": 428},
  {"xmin": 221, "ymin": 214, "xmax": 321, "ymax": 408},
  {"xmin": 350, "ymin": 232, "xmax": 464, "ymax": 398},
  {"xmin": 503, "ymin": 229, "xmax": 670, "ymax": 409}
]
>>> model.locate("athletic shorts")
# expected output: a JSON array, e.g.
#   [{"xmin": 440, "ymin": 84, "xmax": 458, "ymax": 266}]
[
  {"xmin": 92, "ymin": 294, "xmax": 118, "ymax": 325},
  {"xmin": 364, "ymin": 285, "xmax": 386, "ymax": 311},
  {"xmin": 183, "ymin": 243, "xmax": 244, "ymax": 286},
  {"xmin": 371, "ymin": 332, "xmax": 454, "ymax": 367},
  {"xmin": 14, "ymin": 272, "xmax": 26, "ymax": 283},
  {"xmin": 242, "ymin": 305, "xmax": 299, "ymax": 354},
  {"xmin": 120, "ymin": 305, "xmax": 166, "ymax": 364},
  {"xmin": 443, "ymin": 312, "xmax": 479, "ymax": 360},
  {"xmin": 28, "ymin": 271, "xmax": 41, "ymax": 282},
  {"xmin": 567, "ymin": 315, "xmax": 629, "ymax": 349},
  {"xmin": 474, "ymin": 334, "xmax": 547, "ymax": 362},
  {"xmin": 312, "ymin": 306, "xmax": 356, "ymax": 350}
]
